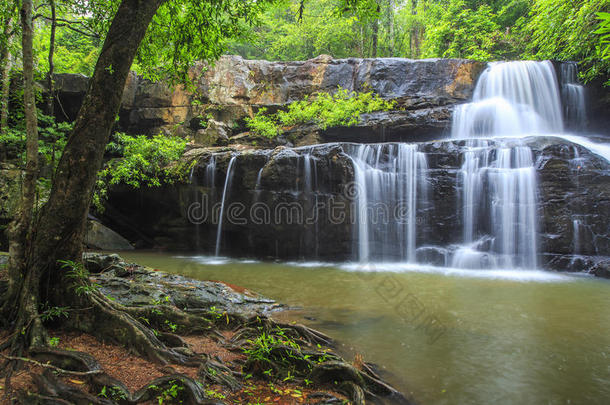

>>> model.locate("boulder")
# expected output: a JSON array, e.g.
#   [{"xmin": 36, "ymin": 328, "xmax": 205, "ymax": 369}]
[
  {"xmin": 194, "ymin": 119, "xmax": 231, "ymax": 146},
  {"xmin": 84, "ymin": 220, "xmax": 134, "ymax": 251}
]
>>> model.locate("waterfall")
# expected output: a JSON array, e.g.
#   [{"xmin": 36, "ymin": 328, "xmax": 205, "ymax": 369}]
[
  {"xmin": 490, "ymin": 146, "xmax": 538, "ymax": 268},
  {"xmin": 573, "ymin": 219, "xmax": 581, "ymax": 254},
  {"xmin": 297, "ymin": 153, "xmax": 317, "ymax": 193},
  {"xmin": 206, "ymin": 156, "xmax": 216, "ymax": 187},
  {"xmin": 449, "ymin": 61, "xmax": 556, "ymax": 269},
  {"xmin": 560, "ymin": 62, "xmax": 586, "ymax": 130},
  {"xmin": 451, "ymin": 142, "xmax": 538, "ymax": 269},
  {"xmin": 347, "ymin": 144, "xmax": 428, "ymax": 262},
  {"xmin": 452, "ymin": 61, "xmax": 564, "ymax": 138},
  {"xmin": 215, "ymin": 156, "xmax": 236, "ymax": 256},
  {"xmin": 190, "ymin": 60, "xmax": 598, "ymax": 272}
]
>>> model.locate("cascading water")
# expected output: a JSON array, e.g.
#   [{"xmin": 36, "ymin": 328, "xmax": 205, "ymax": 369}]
[
  {"xmin": 297, "ymin": 152, "xmax": 317, "ymax": 193},
  {"xmin": 346, "ymin": 144, "xmax": 428, "ymax": 262},
  {"xmin": 215, "ymin": 156, "xmax": 236, "ymax": 256},
  {"xmin": 452, "ymin": 61, "xmax": 564, "ymax": 138},
  {"xmin": 561, "ymin": 62, "xmax": 586, "ymax": 130},
  {"xmin": 448, "ymin": 61, "xmax": 563, "ymax": 269}
]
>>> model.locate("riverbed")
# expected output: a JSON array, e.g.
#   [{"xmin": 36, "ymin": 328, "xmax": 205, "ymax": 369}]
[{"xmin": 120, "ymin": 252, "xmax": 610, "ymax": 405}]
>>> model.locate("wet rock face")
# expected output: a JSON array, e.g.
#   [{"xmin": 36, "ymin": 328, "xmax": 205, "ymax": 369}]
[
  {"xmin": 535, "ymin": 141, "xmax": 610, "ymax": 274},
  {"xmin": 103, "ymin": 137, "xmax": 610, "ymax": 276},
  {"xmin": 48, "ymin": 56, "xmax": 484, "ymax": 143}
]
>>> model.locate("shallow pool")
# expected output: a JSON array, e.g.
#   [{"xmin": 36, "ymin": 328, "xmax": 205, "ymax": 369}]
[{"xmin": 119, "ymin": 252, "xmax": 610, "ymax": 405}]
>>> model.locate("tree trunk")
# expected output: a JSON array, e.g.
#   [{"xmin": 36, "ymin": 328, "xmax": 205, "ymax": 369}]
[
  {"xmin": 371, "ymin": 4, "xmax": 380, "ymax": 58},
  {"xmin": 31, "ymin": 0, "xmax": 165, "ymax": 306},
  {"xmin": 388, "ymin": 0, "xmax": 395, "ymax": 56},
  {"xmin": 2, "ymin": 0, "xmax": 164, "ymax": 350},
  {"xmin": 410, "ymin": 0, "xmax": 420, "ymax": 58},
  {"xmin": 46, "ymin": 0, "xmax": 56, "ymax": 116},
  {"xmin": 0, "ymin": 14, "xmax": 14, "ymax": 132},
  {"xmin": 1, "ymin": 0, "xmax": 43, "ymax": 347}
]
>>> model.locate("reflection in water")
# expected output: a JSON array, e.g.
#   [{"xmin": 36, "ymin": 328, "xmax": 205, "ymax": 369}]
[{"xmin": 120, "ymin": 252, "xmax": 610, "ymax": 405}]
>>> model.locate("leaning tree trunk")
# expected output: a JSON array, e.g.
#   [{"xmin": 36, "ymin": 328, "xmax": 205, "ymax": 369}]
[{"xmin": 2, "ymin": 0, "xmax": 165, "ymax": 349}]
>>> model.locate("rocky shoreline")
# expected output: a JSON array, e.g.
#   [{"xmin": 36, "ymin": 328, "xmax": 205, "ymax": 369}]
[{"xmin": 0, "ymin": 253, "xmax": 410, "ymax": 404}]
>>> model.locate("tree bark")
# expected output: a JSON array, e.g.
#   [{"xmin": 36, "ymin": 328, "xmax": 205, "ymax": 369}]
[
  {"xmin": 1, "ymin": 0, "xmax": 43, "ymax": 346},
  {"xmin": 0, "ymin": 13, "xmax": 14, "ymax": 132},
  {"xmin": 46, "ymin": 0, "xmax": 56, "ymax": 117},
  {"xmin": 410, "ymin": 0, "xmax": 420, "ymax": 58},
  {"xmin": 387, "ymin": 0, "xmax": 395, "ymax": 56},
  {"xmin": 32, "ymin": 0, "xmax": 165, "ymax": 304},
  {"xmin": 371, "ymin": 4, "xmax": 380, "ymax": 58}
]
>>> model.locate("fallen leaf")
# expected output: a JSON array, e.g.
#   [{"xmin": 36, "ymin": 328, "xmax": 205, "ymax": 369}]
[{"xmin": 69, "ymin": 379, "xmax": 85, "ymax": 385}]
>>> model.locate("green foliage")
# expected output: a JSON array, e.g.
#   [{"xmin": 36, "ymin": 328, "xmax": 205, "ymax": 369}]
[
  {"xmin": 164, "ymin": 319, "xmax": 178, "ymax": 333},
  {"xmin": 245, "ymin": 107, "xmax": 279, "ymax": 138},
  {"xmin": 99, "ymin": 385, "xmax": 128, "ymax": 401},
  {"xmin": 34, "ymin": 18, "xmax": 101, "ymax": 76},
  {"xmin": 94, "ymin": 133, "xmax": 188, "ymax": 211},
  {"xmin": 134, "ymin": 0, "xmax": 274, "ymax": 84},
  {"xmin": 40, "ymin": 303, "xmax": 70, "ymax": 322},
  {"xmin": 49, "ymin": 337, "xmax": 60, "ymax": 347},
  {"xmin": 59, "ymin": 259, "xmax": 100, "ymax": 297},
  {"xmin": 246, "ymin": 88, "xmax": 396, "ymax": 138},
  {"xmin": 150, "ymin": 380, "xmax": 185, "ymax": 405},
  {"xmin": 1, "ymin": 89, "xmax": 72, "ymax": 170},
  {"xmin": 205, "ymin": 388, "xmax": 226, "ymax": 400},
  {"xmin": 229, "ymin": 0, "xmax": 360, "ymax": 60},
  {"xmin": 521, "ymin": 0, "xmax": 610, "ymax": 83},
  {"xmin": 595, "ymin": 11, "xmax": 610, "ymax": 84},
  {"xmin": 226, "ymin": 0, "xmax": 608, "ymax": 83},
  {"xmin": 240, "ymin": 326, "xmax": 334, "ymax": 381},
  {"xmin": 422, "ymin": 0, "xmax": 504, "ymax": 60}
]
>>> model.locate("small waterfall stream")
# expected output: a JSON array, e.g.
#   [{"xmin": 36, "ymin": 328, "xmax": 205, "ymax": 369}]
[
  {"xmin": 346, "ymin": 144, "xmax": 428, "ymax": 262},
  {"xmin": 561, "ymin": 62, "xmax": 586, "ymax": 130},
  {"xmin": 215, "ymin": 156, "xmax": 236, "ymax": 256}
]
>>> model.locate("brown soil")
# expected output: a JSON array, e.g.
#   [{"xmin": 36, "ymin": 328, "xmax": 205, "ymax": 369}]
[{"xmin": 0, "ymin": 328, "xmax": 346, "ymax": 404}]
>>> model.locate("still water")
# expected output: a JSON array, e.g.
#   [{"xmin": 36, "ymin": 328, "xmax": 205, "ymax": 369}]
[{"xmin": 120, "ymin": 252, "xmax": 610, "ymax": 405}]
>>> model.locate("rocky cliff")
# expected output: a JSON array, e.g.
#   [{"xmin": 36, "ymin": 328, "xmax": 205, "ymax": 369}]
[
  {"xmin": 103, "ymin": 137, "xmax": 610, "ymax": 276},
  {"xmin": 50, "ymin": 55, "xmax": 485, "ymax": 145}
]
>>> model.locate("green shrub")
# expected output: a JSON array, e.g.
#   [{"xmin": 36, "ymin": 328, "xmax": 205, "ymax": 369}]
[
  {"xmin": 94, "ymin": 133, "xmax": 188, "ymax": 211},
  {"xmin": 246, "ymin": 87, "xmax": 396, "ymax": 139},
  {"xmin": 0, "ymin": 112, "xmax": 72, "ymax": 168}
]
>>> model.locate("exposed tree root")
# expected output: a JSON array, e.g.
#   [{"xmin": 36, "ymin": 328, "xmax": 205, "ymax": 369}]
[{"xmin": 2, "ymin": 273, "xmax": 409, "ymax": 404}]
